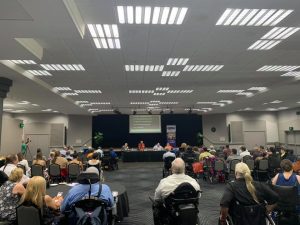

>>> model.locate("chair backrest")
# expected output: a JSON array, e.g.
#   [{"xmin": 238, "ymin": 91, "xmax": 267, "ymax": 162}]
[
  {"xmin": 49, "ymin": 163, "xmax": 61, "ymax": 176},
  {"xmin": 258, "ymin": 159, "xmax": 268, "ymax": 170},
  {"xmin": 230, "ymin": 159, "xmax": 240, "ymax": 173},
  {"xmin": 245, "ymin": 159, "xmax": 255, "ymax": 171},
  {"xmin": 16, "ymin": 205, "xmax": 42, "ymax": 225},
  {"xmin": 242, "ymin": 155, "xmax": 252, "ymax": 162},
  {"xmin": 271, "ymin": 185, "xmax": 298, "ymax": 212},
  {"xmin": 68, "ymin": 163, "xmax": 80, "ymax": 177},
  {"xmin": 88, "ymin": 163, "xmax": 102, "ymax": 173},
  {"xmin": 31, "ymin": 164, "xmax": 44, "ymax": 177},
  {"xmin": 164, "ymin": 156, "xmax": 175, "ymax": 169},
  {"xmin": 214, "ymin": 160, "xmax": 225, "ymax": 171},
  {"xmin": 165, "ymin": 182, "xmax": 199, "ymax": 205},
  {"xmin": 17, "ymin": 164, "xmax": 26, "ymax": 175}
]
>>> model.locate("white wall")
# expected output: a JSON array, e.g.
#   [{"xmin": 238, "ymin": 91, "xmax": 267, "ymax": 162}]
[
  {"xmin": 67, "ymin": 115, "xmax": 92, "ymax": 147},
  {"xmin": 202, "ymin": 114, "xmax": 228, "ymax": 147},
  {"xmin": 0, "ymin": 112, "xmax": 23, "ymax": 155},
  {"xmin": 226, "ymin": 112, "xmax": 279, "ymax": 144},
  {"xmin": 13, "ymin": 113, "xmax": 69, "ymax": 127}
]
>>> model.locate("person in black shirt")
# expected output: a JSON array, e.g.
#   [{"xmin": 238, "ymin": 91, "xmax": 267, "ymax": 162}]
[{"xmin": 220, "ymin": 162, "xmax": 278, "ymax": 225}]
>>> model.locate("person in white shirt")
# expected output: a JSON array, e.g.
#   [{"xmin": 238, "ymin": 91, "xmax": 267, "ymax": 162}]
[
  {"xmin": 17, "ymin": 153, "xmax": 30, "ymax": 176},
  {"xmin": 0, "ymin": 154, "xmax": 29, "ymax": 184},
  {"xmin": 153, "ymin": 143, "xmax": 164, "ymax": 151},
  {"xmin": 239, "ymin": 146, "xmax": 251, "ymax": 158},
  {"xmin": 162, "ymin": 149, "xmax": 175, "ymax": 160},
  {"xmin": 94, "ymin": 147, "xmax": 104, "ymax": 158},
  {"xmin": 154, "ymin": 158, "xmax": 200, "ymax": 201}
]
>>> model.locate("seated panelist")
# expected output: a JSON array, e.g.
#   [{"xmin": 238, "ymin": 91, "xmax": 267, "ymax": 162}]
[{"xmin": 138, "ymin": 140, "xmax": 145, "ymax": 151}]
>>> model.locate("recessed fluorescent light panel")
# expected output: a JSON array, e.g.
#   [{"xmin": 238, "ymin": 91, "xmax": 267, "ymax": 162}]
[
  {"xmin": 10, "ymin": 60, "xmax": 36, "ymax": 64},
  {"xmin": 162, "ymin": 71, "xmax": 180, "ymax": 77},
  {"xmin": 74, "ymin": 90, "xmax": 102, "ymax": 94},
  {"xmin": 236, "ymin": 92, "xmax": 254, "ymax": 97},
  {"xmin": 156, "ymin": 87, "xmax": 169, "ymax": 91},
  {"xmin": 281, "ymin": 71, "xmax": 300, "ymax": 77},
  {"xmin": 17, "ymin": 101, "xmax": 30, "ymax": 105},
  {"xmin": 125, "ymin": 65, "xmax": 164, "ymax": 71},
  {"xmin": 11, "ymin": 110, "xmax": 26, "ymax": 113},
  {"xmin": 216, "ymin": 9, "xmax": 293, "ymax": 26},
  {"xmin": 54, "ymin": 87, "xmax": 72, "ymax": 91},
  {"xmin": 61, "ymin": 93, "xmax": 78, "ymax": 96},
  {"xmin": 117, "ymin": 6, "xmax": 188, "ymax": 25},
  {"xmin": 257, "ymin": 65, "xmax": 300, "ymax": 71},
  {"xmin": 42, "ymin": 109, "xmax": 52, "ymax": 112},
  {"xmin": 129, "ymin": 90, "xmax": 155, "ymax": 94},
  {"xmin": 248, "ymin": 87, "xmax": 268, "ymax": 92},
  {"xmin": 27, "ymin": 70, "xmax": 52, "ymax": 76},
  {"xmin": 75, "ymin": 101, "xmax": 89, "ymax": 104},
  {"xmin": 167, "ymin": 90, "xmax": 193, "ymax": 93},
  {"xmin": 167, "ymin": 58, "xmax": 189, "ymax": 66},
  {"xmin": 217, "ymin": 90, "xmax": 244, "ymax": 93},
  {"xmin": 90, "ymin": 102, "xmax": 111, "ymax": 105},
  {"xmin": 270, "ymin": 100, "xmax": 283, "ymax": 104},
  {"xmin": 40, "ymin": 64, "xmax": 85, "ymax": 71},
  {"xmin": 248, "ymin": 40, "xmax": 282, "ymax": 50},
  {"xmin": 130, "ymin": 102, "xmax": 149, "ymax": 105},
  {"xmin": 183, "ymin": 65, "xmax": 224, "ymax": 72},
  {"xmin": 87, "ymin": 24, "xmax": 121, "ymax": 49}
]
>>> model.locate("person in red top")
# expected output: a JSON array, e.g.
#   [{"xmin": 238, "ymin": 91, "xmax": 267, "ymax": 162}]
[
  {"xmin": 164, "ymin": 143, "xmax": 173, "ymax": 151},
  {"xmin": 138, "ymin": 141, "xmax": 145, "ymax": 151}
]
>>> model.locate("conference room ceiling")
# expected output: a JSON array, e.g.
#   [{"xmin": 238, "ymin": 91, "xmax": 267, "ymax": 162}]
[{"xmin": 1, "ymin": 0, "xmax": 300, "ymax": 115}]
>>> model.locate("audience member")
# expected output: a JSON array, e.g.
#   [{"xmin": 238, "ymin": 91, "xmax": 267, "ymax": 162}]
[
  {"xmin": 223, "ymin": 145, "xmax": 231, "ymax": 160},
  {"xmin": 0, "ymin": 154, "xmax": 29, "ymax": 183},
  {"xmin": 268, "ymin": 147, "xmax": 281, "ymax": 176},
  {"xmin": 220, "ymin": 162, "xmax": 278, "ymax": 225},
  {"xmin": 153, "ymin": 143, "xmax": 164, "ymax": 151},
  {"xmin": 252, "ymin": 146, "xmax": 263, "ymax": 160},
  {"xmin": 0, "ymin": 155, "xmax": 5, "ymax": 168},
  {"xmin": 0, "ymin": 168, "xmax": 25, "ymax": 222},
  {"xmin": 293, "ymin": 158, "xmax": 300, "ymax": 174},
  {"xmin": 17, "ymin": 152, "xmax": 30, "ymax": 174},
  {"xmin": 65, "ymin": 151, "xmax": 73, "ymax": 161},
  {"xmin": 32, "ymin": 152, "xmax": 46, "ymax": 167},
  {"xmin": 60, "ymin": 146, "xmax": 68, "ymax": 157},
  {"xmin": 182, "ymin": 146, "xmax": 197, "ymax": 162},
  {"xmin": 60, "ymin": 167, "xmax": 113, "ymax": 212},
  {"xmin": 20, "ymin": 176, "xmax": 62, "ymax": 224},
  {"xmin": 199, "ymin": 147, "xmax": 213, "ymax": 161},
  {"xmin": 162, "ymin": 147, "xmax": 176, "ymax": 160},
  {"xmin": 226, "ymin": 149, "xmax": 241, "ymax": 165},
  {"xmin": 88, "ymin": 152, "xmax": 101, "ymax": 166},
  {"xmin": 51, "ymin": 150, "xmax": 68, "ymax": 169},
  {"xmin": 33, "ymin": 148, "xmax": 46, "ymax": 161},
  {"xmin": 280, "ymin": 147, "xmax": 288, "ymax": 160},
  {"xmin": 239, "ymin": 146, "xmax": 251, "ymax": 158},
  {"xmin": 48, "ymin": 151, "xmax": 55, "ymax": 161},
  {"xmin": 86, "ymin": 148, "xmax": 94, "ymax": 159},
  {"xmin": 95, "ymin": 147, "xmax": 104, "ymax": 158},
  {"xmin": 154, "ymin": 158, "xmax": 200, "ymax": 201},
  {"xmin": 69, "ymin": 153, "xmax": 84, "ymax": 170},
  {"xmin": 138, "ymin": 140, "xmax": 145, "ymax": 151}
]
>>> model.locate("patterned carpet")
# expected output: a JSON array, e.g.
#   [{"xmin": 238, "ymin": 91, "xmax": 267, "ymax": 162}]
[{"xmin": 104, "ymin": 162, "xmax": 226, "ymax": 225}]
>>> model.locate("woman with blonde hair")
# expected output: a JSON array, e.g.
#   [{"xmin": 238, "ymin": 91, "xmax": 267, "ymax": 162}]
[
  {"xmin": 20, "ymin": 176, "xmax": 63, "ymax": 224},
  {"xmin": 219, "ymin": 162, "xmax": 278, "ymax": 225},
  {"xmin": 0, "ymin": 168, "xmax": 25, "ymax": 222}
]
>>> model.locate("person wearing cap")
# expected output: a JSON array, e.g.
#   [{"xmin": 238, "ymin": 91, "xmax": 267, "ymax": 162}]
[{"xmin": 60, "ymin": 167, "xmax": 113, "ymax": 213}]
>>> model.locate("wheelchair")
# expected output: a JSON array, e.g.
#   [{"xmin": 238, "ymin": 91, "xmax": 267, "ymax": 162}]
[
  {"xmin": 162, "ymin": 156, "xmax": 175, "ymax": 178},
  {"xmin": 182, "ymin": 154, "xmax": 197, "ymax": 178},
  {"xmin": 219, "ymin": 201, "xmax": 276, "ymax": 225},
  {"xmin": 151, "ymin": 182, "xmax": 201, "ymax": 225},
  {"xmin": 271, "ymin": 185, "xmax": 300, "ymax": 225},
  {"xmin": 65, "ymin": 172, "xmax": 116, "ymax": 225}
]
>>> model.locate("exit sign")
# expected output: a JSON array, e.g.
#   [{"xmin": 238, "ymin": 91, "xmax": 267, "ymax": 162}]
[{"xmin": 19, "ymin": 123, "xmax": 24, "ymax": 128}]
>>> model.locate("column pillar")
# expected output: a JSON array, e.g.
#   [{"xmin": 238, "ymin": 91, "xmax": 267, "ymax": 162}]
[{"xmin": 0, "ymin": 77, "xmax": 13, "ymax": 148}]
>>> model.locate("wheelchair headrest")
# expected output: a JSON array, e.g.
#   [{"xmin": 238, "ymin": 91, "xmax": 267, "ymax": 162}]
[
  {"xmin": 271, "ymin": 185, "xmax": 298, "ymax": 210},
  {"xmin": 169, "ymin": 182, "xmax": 198, "ymax": 198},
  {"xmin": 77, "ymin": 172, "xmax": 99, "ymax": 184}
]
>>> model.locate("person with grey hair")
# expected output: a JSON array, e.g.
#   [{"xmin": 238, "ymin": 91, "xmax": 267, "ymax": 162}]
[
  {"xmin": 60, "ymin": 167, "xmax": 113, "ymax": 213},
  {"xmin": 154, "ymin": 158, "xmax": 200, "ymax": 201}
]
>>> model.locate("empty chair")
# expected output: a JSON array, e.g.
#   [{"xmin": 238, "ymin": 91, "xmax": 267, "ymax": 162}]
[
  {"xmin": 16, "ymin": 205, "xmax": 42, "ymax": 225},
  {"xmin": 242, "ymin": 155, "xmax": 252, "ymax": 163},
  {"xmin": 31, "ymin": 164, "xmax": 44, "ymax": 177},
  {"xmin": 244, "ymin": 159, "xmax": 255, "ymax": 172},
  {"xmin": 49, "ymin": 163, "xmax": 61, "ymax": 183},
  {"xmin": 68, "ymin": 163, "xmax": 80, "ymax": 182},
  {"xmin": 255, "ymin": 159, "xmax": 269, "ymax": 181}
]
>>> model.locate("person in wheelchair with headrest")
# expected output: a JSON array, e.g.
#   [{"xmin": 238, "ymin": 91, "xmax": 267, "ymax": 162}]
[
  {"xmin": 219, "ymin": 162, "xmax": 278, "ymax": 225},
  {"xmin": 152, "ymin": 158, "xmax": 201, "ymax": 225},
  {"xmin": 60, "ymin": 167, "xmax": 114, "ymax": 225}
]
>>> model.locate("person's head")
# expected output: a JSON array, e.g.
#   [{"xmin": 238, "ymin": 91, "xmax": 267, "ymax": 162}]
[
  {"xmin": 9, "ymin": 168, "xmax": 23, "ymax": 183},
  {"xmin": 209, "ymin": 145, "xmax": 214, "ymax": 150},
  {"xmin": 92, "ymin": 152, "xmax": 99, "ymax": 160},
  {"xmin": 269, "ymin": 147, "xmax": 276, "ymax": 154},
  {"xmin": 192, "ymin": 146, "xmax": 199, "ymax": 152},
  {"xmin": 49, "ymin": 151, "xmax": 55, "ymax": 158},
  {"xmin": 280, "ymin": 159, "xmax": 293, "ymax": 172},
  {"xmin": 235, "ymin": 162, "xmax": 259, "ymax": 203},
  {"xmin": 240, "ymin": 146, "xmax": 246, "ymax": 152},
  {"xmin": 21, "ymin": 176, "xmax": 46, "ymax": 209},
  {"xmin": 140, "ymin": 140, "xmax": 144, "ymax": 144},
  {"xmin": 171, "ymin": 158, "xmax": 185, "ymax": 174},
  {"xmin": 17, "ymin": 152, "xmax": 24, "ymax": 162},
  {"xmin": 5, "ymin": 154, "xmax": 18, "ymax": 165},
  {"xmin": 180, "ymin": 143, "xmax": 187, "ymax": 149},
  {"xmin": 73, "ymin": 153, "xmax": 78, "ymax": 159},
  {"xmin": 37, "ymin": 148, "xmax": 41, "ymax": 154},
  {"xmin": 232, "ymin": 149, "xmax": 237, "ymax": 155},
  {"xmin": 36, "ymin": 152, "xmax": 43, "ymax": 161},
  {"xmin": 124, "ymin": 143, "xmax": 128, "ymax": 147},
  {"xmin": 225, "ymin": 145, "xmax": 229, "ymax": 148},
  {"xmin": 280, "ymin": 147, "xmax": 287, "ymax": 155},
  {"xmin": 203, "ymin": 147, "xmax": 208, "ymax": 152},
  {"xmin": 66, "ymin": 151, "xmax": 70, "ymax": 156}
]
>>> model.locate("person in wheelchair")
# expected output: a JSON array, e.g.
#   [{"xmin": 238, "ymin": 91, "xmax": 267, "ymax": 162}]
[
  {"xmin": 181, "ymin": 147, "xmax": 197, "ymax": 177},
  {"xmin": 153, "ymin": 158, "xmax": 200, "ymax": 224},
  {"xmin": 220, "ymin": 162, "xmax": 278, "ymax": 225},
  {"xmin": 60, "ymin": 167, "xmax": 113, "ymax": 213}
]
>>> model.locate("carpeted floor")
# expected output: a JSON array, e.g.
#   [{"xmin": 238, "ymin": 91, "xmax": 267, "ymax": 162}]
[{"xmin": 104, "ymin": 162, "xmax": 226, "ymax": 225}]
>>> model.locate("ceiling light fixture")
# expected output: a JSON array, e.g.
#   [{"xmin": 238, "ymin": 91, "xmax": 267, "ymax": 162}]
[
  {"xmin": 183, "ymin": 65, "xmax": 224, "ymax": 72},
  {"xmin": 216, "ymin": 8, "xmax": 293, "ymax": 26},
  {"xmin": 40, "ymin": 64, "xmax": 85, "ymax": 71},
  {"xmin": 74, "ymin": 90, "xmax": 102, "ymax": 94},
  {"xmin": 117, "ymin": 6, "xmax": 188, "ymax": 25},
  {"xmin": 10, "ymin": 60, "xmax": 36, "ymax": 64},
  {"xmin": 257, "ymin": 65, "xmax": 300, "ymax": 71},
  {"xmin": 162, "ymin": 71, "xmax": 180, "ymax": 77},
  {"xmin": 125, "ymin": 65, "xmax": 164, "ymax": 72},
  {"xmin": 167, "ymin": 58, "xmax": 189, "ymax": 65},
  {"xmin": 217, "ymin": 90, "xmax": 244, "ymax": 93},
  {"xmin": 27, "ymin": 70, "xmax": 52, "ymax": 76}
]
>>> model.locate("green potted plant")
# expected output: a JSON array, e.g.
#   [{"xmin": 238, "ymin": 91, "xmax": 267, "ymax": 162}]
[{"xmin": 93, "ymin": 132, "xmax": 104, "ymax": 147}]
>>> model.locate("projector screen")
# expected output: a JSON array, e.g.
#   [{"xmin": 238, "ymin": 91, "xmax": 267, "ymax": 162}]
[{"xmin": 129, "ymin": 115, "xmax": 161, "ymax": 133}]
